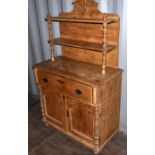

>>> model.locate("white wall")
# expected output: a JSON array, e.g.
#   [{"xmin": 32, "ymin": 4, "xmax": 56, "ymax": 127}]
[{"xmin": 28, "ymin": 0, "xmax": 127, "ymax": 133}]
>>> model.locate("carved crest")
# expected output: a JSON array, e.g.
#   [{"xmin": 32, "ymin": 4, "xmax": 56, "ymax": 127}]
[
  {"xmin": 73, "ymin": 0, "xmax": 88, "ymax": 15},
  {"xmin": 72, "ymin": 0, "xmax": 99, "ymax": 16}
]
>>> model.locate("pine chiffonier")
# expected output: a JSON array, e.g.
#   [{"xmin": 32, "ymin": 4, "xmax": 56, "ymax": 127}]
[{"xmin": 33, "ymin": 0, "xmax": 122, "ymax": 153}]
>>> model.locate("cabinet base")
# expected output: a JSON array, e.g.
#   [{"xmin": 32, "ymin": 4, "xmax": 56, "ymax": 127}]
[
  {"xmin": 94, "ymin": 129, "xmax": 118, "ymax": 154},
  {"xmin": 44, "ymin": 119, "xmax": 118, "ymax": 154}
]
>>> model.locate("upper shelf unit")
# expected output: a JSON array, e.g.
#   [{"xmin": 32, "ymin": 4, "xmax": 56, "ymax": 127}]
[
  {"xmin": 45, "ymin": 17, "xmax": 116, "ymax": 24},
  {"xmin": 45, "ymin": 0, "xmax": 120, "ymax": 75},
  {"xmin": 48, "ymin": 38, "xmax": 116, "ymax": 52}
]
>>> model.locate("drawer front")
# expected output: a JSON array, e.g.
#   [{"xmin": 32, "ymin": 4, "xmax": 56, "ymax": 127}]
[{"xmin": 37, "ymin": 71, "xmax": 93, "ymax": 104}]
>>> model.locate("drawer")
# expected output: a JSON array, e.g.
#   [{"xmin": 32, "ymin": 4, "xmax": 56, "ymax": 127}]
[{"xmin": 37, "ymin": 71, "xmax": 93, "ymax": 104}]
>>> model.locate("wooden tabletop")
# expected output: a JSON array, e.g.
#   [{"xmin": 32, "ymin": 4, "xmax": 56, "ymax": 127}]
[{"xmin": 33, "ymin": 57, "xmax": 122, "ymax": 87}]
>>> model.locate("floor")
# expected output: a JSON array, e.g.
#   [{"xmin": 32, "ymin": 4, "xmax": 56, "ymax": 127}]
[{"xmin": 28, "ymin": 95, "xmax": 127, "ymax": 155}]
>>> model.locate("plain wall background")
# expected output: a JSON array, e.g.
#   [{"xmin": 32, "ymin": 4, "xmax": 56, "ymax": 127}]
[{"xmin": 28, "ymin": 0, "xmax": 127, "ymax": 133}]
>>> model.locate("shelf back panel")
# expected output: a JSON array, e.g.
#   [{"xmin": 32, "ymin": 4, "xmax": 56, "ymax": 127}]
[
  {"xmin": 62, "ymin": 46, "xmax": 118, "ymax": 68},
  {"xmin": 58, "ymin": 0, "xmax": 120, "ymax": 68}
]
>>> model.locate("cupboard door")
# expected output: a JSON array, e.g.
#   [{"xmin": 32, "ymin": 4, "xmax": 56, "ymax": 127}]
[
  {"xmin": 66, "ymin": 96, "xmax": 94, "ymax": 142},
  {"xmin": 42, "ymin": 90, "xmax": 66, "ymax": 130}
]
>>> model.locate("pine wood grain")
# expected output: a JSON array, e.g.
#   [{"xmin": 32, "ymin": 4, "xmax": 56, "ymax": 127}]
[
  {"xmin": 29, "ymin": 98, "xmax": 127, "ymax": 155},
  {"xmin": 46, "ymin": 0, "xmax": 120, "ymax": 71},
  {"xmin": 58, "ymin": 0, "xmax": 120, "ymax": 70},
  {"xmin": 33, "ymin": 57, "xmax": 122, "ymax": 87},
  {"xmin": 37, "ymin": 70, "xmax": 93, "ymax": 104},
  {"xmin": 34, "ymin": 0, "xmax": 122, "ymax": 154},
  {"xmin": 33, "ymin": 57, "xmax": 122, "ymax": 153}
]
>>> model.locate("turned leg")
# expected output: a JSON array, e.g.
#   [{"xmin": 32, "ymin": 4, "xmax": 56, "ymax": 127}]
[
  {"xmin": 38, "ymin": 86, "xmax": 48, "ymax": 126},
  {"xmin": 94, "ymin": 106, "xmax": 100, "ymax": 153}
]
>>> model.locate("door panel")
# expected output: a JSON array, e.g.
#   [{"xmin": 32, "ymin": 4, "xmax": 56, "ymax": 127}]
[
  {"xmin": 66, "ymin": 96, "xmax": 94, "ymax": 142},
  {"xmin": 43, "ymin": 90, "xmax": 66, "ymax": 130}
]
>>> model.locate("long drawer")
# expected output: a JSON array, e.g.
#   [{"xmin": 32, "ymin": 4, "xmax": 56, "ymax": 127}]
[{"xmin": 36, "ymin": 70, "xmax": 93, "ymax": 104}]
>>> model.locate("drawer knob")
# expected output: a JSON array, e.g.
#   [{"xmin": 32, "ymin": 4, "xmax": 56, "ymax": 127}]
[
  {"xmin": 43, "ymin": 78, "xmax": 48, "ymax": 83},
  {"xmin": 75, "ymin": 89, "xmax": 82, "ymax": 95},
  {"xmin": 57, "ymin": 79, "xmax": 65, "ymax": 84}
]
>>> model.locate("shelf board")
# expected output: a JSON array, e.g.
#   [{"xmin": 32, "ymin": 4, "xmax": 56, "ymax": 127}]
[
  {"xmin": 45, "ymin": 17, "xmax": 115, "ymax": 24},
  {"xmin": 48, "ymin": 38, "xmax": 116, "ymax": 52}
]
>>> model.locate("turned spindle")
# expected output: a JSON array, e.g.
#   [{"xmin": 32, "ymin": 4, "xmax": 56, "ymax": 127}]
[
  {"xmin": 94, "ymin": 106, "xmax": 100, "ymax": 153},
  {"xmin": 101, "ymin": 16, "xmax": 107, "ymax": 75},
  {"xmin": 47, "ymin": 13, "xmax": 55, "ymax": 62}
]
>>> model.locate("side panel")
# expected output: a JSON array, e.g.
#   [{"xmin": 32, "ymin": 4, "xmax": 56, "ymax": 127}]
[
  {"xmin": 96, "ymin": 73, "xmax": 122, "ymax": 103},
  {"xmin": 99, "ymin": 91, "xmax": 121, "ymax": 146}
]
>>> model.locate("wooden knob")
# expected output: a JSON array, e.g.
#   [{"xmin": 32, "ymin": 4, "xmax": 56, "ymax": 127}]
[
  {"xmin": 75, "ymin": 89, "xmax": 82, "ymax": 95},
  {"xmin": 43, "ymin": 78, "xmax": 48, "ymax": 83}
]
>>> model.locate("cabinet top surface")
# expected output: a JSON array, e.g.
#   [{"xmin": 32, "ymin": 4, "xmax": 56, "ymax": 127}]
[{"xmin": 33, "ymin": 57, "xmax": 122, "ymax": 87}]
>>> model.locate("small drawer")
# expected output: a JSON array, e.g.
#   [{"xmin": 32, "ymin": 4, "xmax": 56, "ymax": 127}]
[
  {"xmin": 37, "ymin": 71, "xmax": 93, "ymax": 104},
  {"xmin": 37, "ymin": 71, "xmax": 66, "ymax": 91},
  {"xmin": 64, "ymin": 78, "xmax": 93, "ymax": 104}
]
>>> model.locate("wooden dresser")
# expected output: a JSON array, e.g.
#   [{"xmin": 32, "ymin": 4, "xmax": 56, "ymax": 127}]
[{"xmin": 33, "ymin": 0, "xmax": 122, "ymax": 153}]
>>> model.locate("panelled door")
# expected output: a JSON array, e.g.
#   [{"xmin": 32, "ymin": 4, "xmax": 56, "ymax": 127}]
[
  {"xmin": 42, "ymin": 89, "xmax": 66, "ymax": 131},
  {"xmin": 65, "ymin": 95, "xmax": 94, "ymax": 143}
]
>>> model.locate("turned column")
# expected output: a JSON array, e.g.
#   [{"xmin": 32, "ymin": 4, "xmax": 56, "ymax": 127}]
[
  {"xmin": 101, "ymin": 16, "xmax": 107, "ymax": 75},
  {"xmin": 94, "ymin": 106, "xmax": 100, "ymax": 153},
  {"xmin": 47, "ymin": 13, "xmax": 55, "ymax": 62},
  {"xmin": 34, "ymin": 67, "xmax": 47, "ymax": 126},
  {"xmin": 38, "ymin": 86, "xmax": 48, "ymax": 126}
]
